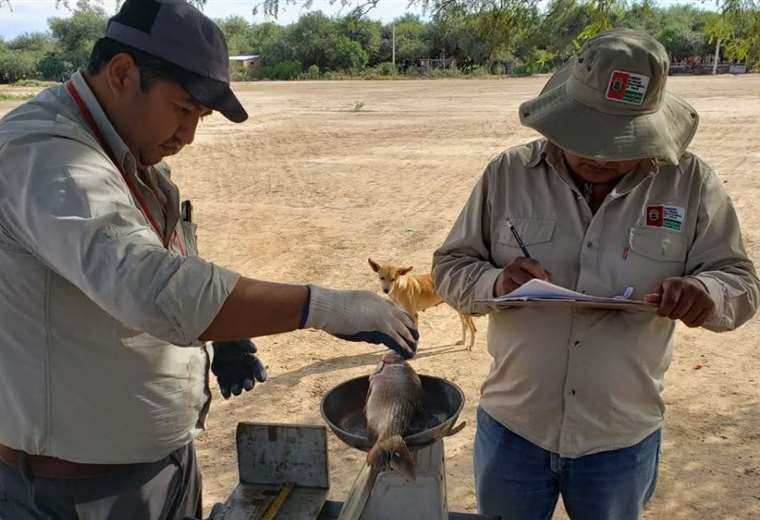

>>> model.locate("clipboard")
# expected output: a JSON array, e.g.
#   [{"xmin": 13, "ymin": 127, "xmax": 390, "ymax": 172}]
[
  {"xmin": 476, "ymin": 279, "xmax": 658, "ymax": 313},
  {"xmin": 476, "ymin": 298, "xmax": 658, "ymax": 312}
]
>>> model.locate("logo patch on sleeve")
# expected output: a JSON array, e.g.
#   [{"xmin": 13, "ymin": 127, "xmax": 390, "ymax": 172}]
[
  {"xmin": 646, "ymin": 205, "xmax": 685, "ymax": 231},
  {"xmin": 606, "ymin": 70, "xmax": 650, "ymax": 106}
]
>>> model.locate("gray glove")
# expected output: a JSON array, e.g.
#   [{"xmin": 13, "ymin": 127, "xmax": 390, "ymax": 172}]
[{"xmin": 301, "ymin": 285, "xmax": 418, "ymax": 358}]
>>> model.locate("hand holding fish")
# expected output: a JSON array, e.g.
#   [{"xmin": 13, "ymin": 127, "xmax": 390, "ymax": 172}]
[{"xmin": 302, "ymin": 285, "xmax": 419, "ymax": 358}]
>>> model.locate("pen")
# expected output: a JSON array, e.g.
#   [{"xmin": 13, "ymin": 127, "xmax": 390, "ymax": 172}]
[
  {"xmin": 506, "ymin": 218, "xmax": 531, "ymax": 259},
  {"xmin": 181, "ymin": 200, "xmax": 193, "ymax": 223}
]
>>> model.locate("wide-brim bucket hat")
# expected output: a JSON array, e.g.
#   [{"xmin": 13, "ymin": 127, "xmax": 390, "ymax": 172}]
[{"xmin": 519, "ymin": 28, "xmax": 699, "ymax": 165}]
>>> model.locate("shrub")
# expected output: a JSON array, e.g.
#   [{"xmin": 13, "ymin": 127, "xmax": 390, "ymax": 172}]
[
  {"xmin": 229, "ymin": 67, "xmax": 247, "ymax": 82},
  {"xmin": 403, "ymin": 65, "xmax": 421, "ymax": 78},
  {"xmin": 427, "ymin": 68, "xmax": 464, "ymax": 78},
  {"xmin": 375, "ymin": 62, "xmax": 396, "ymax": 76},
  {"xmin": 469, "ymin": 65, "xmax": 491, "ymax": 77},
  {"xmin": 306, "ymin": 64, "xmax": 321, "ymax": 79},
  {"xmin": 250, "ymin": 61, "xmax": 303, "ymax": 81},
  {"xmin": 511, "ymin": 63, "xmax": 535, "ymax": 77},
  {"xmin": 491, "ymin": 63, "xmax": 507, "ymax": 75},
  {"xmin": 0, "ymin": 50, "xmax": 38, "ymax": 83},
  {"xmin": 12, "ymin": 79, "xmax": 57, "ymax": 87}
]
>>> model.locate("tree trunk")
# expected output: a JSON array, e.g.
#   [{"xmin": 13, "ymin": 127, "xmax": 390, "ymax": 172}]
[{"xmin": 712, "ymin": 38, "xmax": 721, "ymax": 75}]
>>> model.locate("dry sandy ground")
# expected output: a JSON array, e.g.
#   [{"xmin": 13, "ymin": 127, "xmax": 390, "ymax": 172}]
[{"xmin": 2, "ymin": 76, "xmax": 759, "ymax": 518}]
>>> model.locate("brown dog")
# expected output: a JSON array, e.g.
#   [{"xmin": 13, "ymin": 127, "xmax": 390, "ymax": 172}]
[{"xmin": 368, "ymin": 258, "xmax": 476, "ymax": 350}]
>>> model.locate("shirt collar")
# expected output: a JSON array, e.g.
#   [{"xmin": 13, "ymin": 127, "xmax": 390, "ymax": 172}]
[
  {"xmin": 539, "ymin": 140, "xmax": 656, "ymax": 197},
  {"xmin": 527, "ymin": 139, "xmax": 549, "ymax": 168},
  {"xmin": 69, "ymin": 71, "xmax": 136, "ymax": 174}
]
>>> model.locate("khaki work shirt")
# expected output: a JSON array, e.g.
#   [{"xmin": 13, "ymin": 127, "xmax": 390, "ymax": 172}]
[
  {"xmin": 432, "ymin": 139, "xmax": 759, "ymax": 457},
  {"xmin": 0, "ymin": 72, "xmax": 240, "ymax": 463}
]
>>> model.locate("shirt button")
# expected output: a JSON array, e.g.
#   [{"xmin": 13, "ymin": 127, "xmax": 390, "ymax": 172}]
[
  {"xmin": 586, "ymin": 241, "xmax": 593, "ymax": 248},
  {"xmin": 574, "ymin": 340, "xmax": 581, "ymax": 347},
  {"xmin": 570, "ymin": 390, "xmax": 576, "ymax": 395}
]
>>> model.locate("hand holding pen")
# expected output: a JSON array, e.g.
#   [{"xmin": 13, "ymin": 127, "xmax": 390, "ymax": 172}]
[
  {"xmin": 493, "ymin": 219, "xmax": 552, "ymax": 297},
  {"xmin": 507, "ymin": 218, "xmax": 532, "ymax": 259}
]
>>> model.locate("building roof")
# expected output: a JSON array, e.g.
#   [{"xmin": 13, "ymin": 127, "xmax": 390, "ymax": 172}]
[{"xmin": 229, "ymin": 55, "xmax": 260, "ymax": 61}]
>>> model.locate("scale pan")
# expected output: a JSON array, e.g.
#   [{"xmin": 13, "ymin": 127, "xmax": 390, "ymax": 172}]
[{"xmin": 320, "ymin": 374, "xmax": 465, "ymax": 451}]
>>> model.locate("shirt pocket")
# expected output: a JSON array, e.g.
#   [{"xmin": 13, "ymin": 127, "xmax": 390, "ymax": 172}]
[
  {"xmin": 493, "ymin": 217, "xmax": 556, "ymax": 266},
  {"xmin": 624, "ymin": 227, "xmax": 688, "ymax": 293}
]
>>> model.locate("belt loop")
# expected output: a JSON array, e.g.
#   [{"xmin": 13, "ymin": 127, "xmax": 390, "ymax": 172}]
[
  {"xmin": 17, "ymin": 451, "xmax": 36, "ymax": 507},
  {"xmin": 18, "ymin": 451, "xmax": 32, "ymax": 483},
  {"xmin": 550, "ymin": 452, "xmax": 562, "ymax": 474},
  {"xmin": 168, "ymin": 449, "xmax": 182, "ymax": 469}
]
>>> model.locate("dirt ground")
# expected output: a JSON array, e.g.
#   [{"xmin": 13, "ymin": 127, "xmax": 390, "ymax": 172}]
[{"xmin": 2, "ymin": 75, "xmax": 759, "ymax": 518}]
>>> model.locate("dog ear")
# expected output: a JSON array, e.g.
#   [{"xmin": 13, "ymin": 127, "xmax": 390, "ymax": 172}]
[
  {"xmin": 368, "ymin": 258, "xmax": 380, "ymax": 272},
  {"xmin": 398, "ymin": 266, "xmax": 414, "ymax": 275}
]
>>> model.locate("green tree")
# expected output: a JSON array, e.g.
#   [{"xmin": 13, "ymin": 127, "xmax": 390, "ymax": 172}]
[
  {"xmin": 338, "ymin": 16, "xmax": 383, "ymax": 65},
  {"xmin": 259, "ymin": 29, "xmax": 296, "ymax": 65},
  {"xmin": 330, "ymin": 35, "xmax": 369, "ymax": 70},
  {"xmin": 0, "ymin": 49, "xmax": 38, "ymax": 82},
  {"xmin": 381, "ymin": 15, "xmax": 430, "ymax": 66},
  {"xmin": 42, "ymin": 0, "xmax": 108, "ymax": 79},
  {"xmin": 574, "ymin": 0, "xmax": 626, "ymax": 47},
  {"xmin": 0, "ymin": 32, "xmax": 55, "ymax": 82},
  {"xmin": 719, "ymin": 1, "xmax": 760, "ymax": 69},
  {"xmin": 534, "ymin": 0, "xmax": 592, "ymax": 62},
  {"xmin": 216, "ymin": 16, "xmax": 256, "ymax": 55},
  {"xmin": 705, "ymin": 12, "xmax": 733, "ymax": 72},
  {"xmin": 36, "ymin": 49, "xmax": 78, "ymax": 81},
  {"xmin": 286, "ymin": 12, "xmax": 338, "ymax": 69},
  {"xmin": 471, "ymin": 1, "xmax": 538, "ymax": 71},
  {"xmin": 658, "ymin": 24, "xmax": 706, "ymax": 60},
  {"xmin": 7, "ymin": 32, "xmax": 55, "ymax": 54},
  {"xmin": 622, "ymin": 0, "xmax": 662, "ymax": 33}
]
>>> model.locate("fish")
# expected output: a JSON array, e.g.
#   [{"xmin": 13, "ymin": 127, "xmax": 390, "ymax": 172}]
[
  {"xmin": 337, "ymin": 353, "xmax": 423, "ymax": 520},
  {"xmin": 364, "ymin": 351, "xmax": 424, "ymax": 480}
]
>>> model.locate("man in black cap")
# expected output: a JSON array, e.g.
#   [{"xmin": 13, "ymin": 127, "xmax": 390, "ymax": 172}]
[{"xmin": 0, "ymin": 1, "xmax": 417, "ymax": 518}]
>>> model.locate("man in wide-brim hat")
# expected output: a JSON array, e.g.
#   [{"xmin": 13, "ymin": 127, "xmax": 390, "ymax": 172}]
[{"xmin": 433, "ymin": 28, "xmax": 759, "ymax": 519}]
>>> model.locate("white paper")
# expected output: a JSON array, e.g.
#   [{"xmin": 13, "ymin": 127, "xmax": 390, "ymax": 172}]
[
  {"xmin": 478, "ymin": 279, "xmax": 652, "ymax": 307},
  {"xmin": 504, "ymin": 279, "xmax": 590, "ymax": 300}
]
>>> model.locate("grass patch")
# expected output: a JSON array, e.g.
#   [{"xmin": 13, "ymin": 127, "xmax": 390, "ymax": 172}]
[
  {"xmin": 12, "ymin": 79, "xmax": 59, "ymax": 88},
  {"xmin": 0, "ymin": 93, "xmax": 35, "ymax": 101}
]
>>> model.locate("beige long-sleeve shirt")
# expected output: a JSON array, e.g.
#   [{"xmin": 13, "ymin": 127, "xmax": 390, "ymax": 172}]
[
  {"xmin": 432, "ymin": 139, "xmax": 759, "ymax": 457},
  {"xmin": 0, "ymin": 72, "xmax": 240, "ymax": 463}
]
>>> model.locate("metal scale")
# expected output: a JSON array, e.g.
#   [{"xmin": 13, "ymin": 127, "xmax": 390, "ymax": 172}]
[{"xmin": 209, "ymin": 374, "xmax": 495, "ymax": 520}]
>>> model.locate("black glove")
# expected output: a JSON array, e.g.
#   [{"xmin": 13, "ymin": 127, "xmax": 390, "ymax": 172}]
[{"xmin": 211, "ymin": 339, "xmax": 268, "ymax": 399}]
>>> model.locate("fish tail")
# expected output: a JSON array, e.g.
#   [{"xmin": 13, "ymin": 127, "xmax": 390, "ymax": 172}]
[
  {"xmin": 366, "ymin": 439, "xmax": 387, "ymax": 469},
  {"xmin": 366, "ymin": 435, "xmax": 416, "ymax": 480}
]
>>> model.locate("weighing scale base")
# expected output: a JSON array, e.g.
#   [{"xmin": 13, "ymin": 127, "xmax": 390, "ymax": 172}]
[{"xmin": 317, "ymin": 501, "xmax": 497, "ymax": 520}]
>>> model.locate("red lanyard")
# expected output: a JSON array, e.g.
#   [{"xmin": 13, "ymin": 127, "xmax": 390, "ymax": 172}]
[{"xmin": 64, "ymin": 80, "xmax": 185, "ymax": 256}]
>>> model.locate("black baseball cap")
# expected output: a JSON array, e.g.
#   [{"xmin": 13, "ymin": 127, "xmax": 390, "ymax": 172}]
[{"xmin": 105, "ymin": 0, "xmax": 248, "ymax": 123}]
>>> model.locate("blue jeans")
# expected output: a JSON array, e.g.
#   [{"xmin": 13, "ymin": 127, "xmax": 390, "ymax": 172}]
[{"xmin": 474, "ymin": 407, "xmax": 660, "ymax": 520}]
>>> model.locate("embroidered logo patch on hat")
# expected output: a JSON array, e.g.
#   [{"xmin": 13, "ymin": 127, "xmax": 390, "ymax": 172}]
[{"xmin": 606, "ymin": 70, "xmax": 650, "ymax": 106}]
